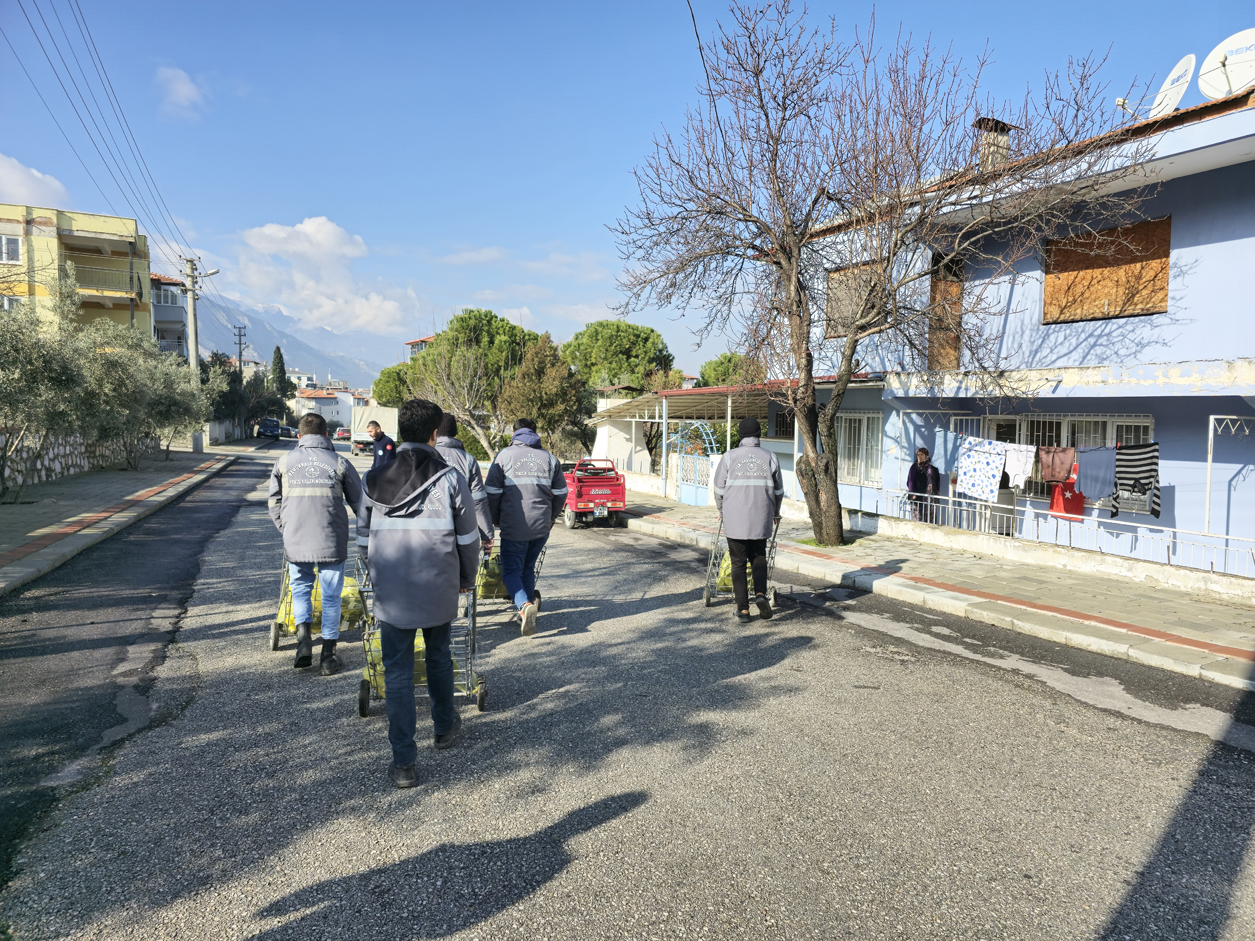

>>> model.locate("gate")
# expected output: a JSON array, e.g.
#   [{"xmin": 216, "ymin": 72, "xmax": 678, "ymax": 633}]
[{"xmin": 676, "ymin": 454, "xmax": 712, "ymax": 506}]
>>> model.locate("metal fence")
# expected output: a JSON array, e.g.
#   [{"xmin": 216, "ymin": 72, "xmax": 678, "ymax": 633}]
[
  {"xmin": 62, "ymin": 265, "xmax": 141, "ymax": 295},
  {"xmin": 887, "ymin": 488, "xmax": 1255, "ymax": 580}
]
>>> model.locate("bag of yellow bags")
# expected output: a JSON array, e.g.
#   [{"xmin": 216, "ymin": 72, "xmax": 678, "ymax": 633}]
[
  {"xmin": 715, "ymin": 551, "xmax": 753, "ymax": 593},
  {"xmin": 280, "ymin": 575, "xmax": 365, "ymax": 632},
  {"xmin": 362, "ymin": 629, "xmax": 461, "ymax": 697},
  {"xmin": 476, "ymin": 544, "xmax": 509, "ymax": 600}
]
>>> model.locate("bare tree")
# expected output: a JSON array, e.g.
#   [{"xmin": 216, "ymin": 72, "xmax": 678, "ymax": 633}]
[
  {"xmin": 405, "ymin": 340, "xmax": 505, "ymax": 459},
  {"xmin": 614, "ymin": 1, "xmax": 1155, "ymax": 544}
]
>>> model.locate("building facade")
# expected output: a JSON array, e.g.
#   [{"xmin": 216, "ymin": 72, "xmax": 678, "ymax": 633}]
[
  {"xmin": 0, "ymin": 204, "xmax": 153, "ymax": 332},
  {"xmin": 150, "ymin": 273, "xmax": 187, "ymax": 357}
]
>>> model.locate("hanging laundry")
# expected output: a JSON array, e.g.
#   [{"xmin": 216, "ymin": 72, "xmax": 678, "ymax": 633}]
[
  {"xmin": 955, "ymin": 437, "xmax": 1006, "ymax": 503},
  {"xmin": 1038, "ymin": 446, "xmax": 1077, "ymax": 483},
  {"xmin": 1076, "ymin": 446, "xmax": 1117, "ymax": 501},
  {"xmin": 1111, "ymin": 442, "xmax": 1161, "ymax": 519},
  {"xmin": 1002, "ymin": 443, "xmax": 1037, "ymax": 489},
  {"xmin": 931, "ymin": 429, "xmax": 963, "ymax": 474},
  {"xmin": 1049, "ymin": 464, "xmax": 1085, "ymax": 521}
]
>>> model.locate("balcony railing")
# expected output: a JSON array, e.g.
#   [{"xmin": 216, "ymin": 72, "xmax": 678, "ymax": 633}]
[
  {"xmin": 157, "ymin": 339, "xmax": 186, "ymax": 355},
  {"xmin": 61, "ymin": 265, "xmax": 142, "ymax": 297}
]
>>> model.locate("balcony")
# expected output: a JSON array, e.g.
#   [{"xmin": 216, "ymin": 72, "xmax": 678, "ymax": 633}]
[
  {"xmin": 60, "ymin": 265, "xmax": 142, "ymax": 297},
  {"xmin": 157, "ymin": 339, "xmax": 187, "ymax": 356}
]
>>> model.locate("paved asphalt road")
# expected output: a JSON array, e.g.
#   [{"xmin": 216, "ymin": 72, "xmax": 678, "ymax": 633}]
[{"xmin": 3, "ymin": 460, "xmax": 1255, "ymax": 939}]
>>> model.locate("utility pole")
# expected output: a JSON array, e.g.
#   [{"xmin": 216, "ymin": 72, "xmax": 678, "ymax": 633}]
[
  {"xmin": 233, "ymin": 325, "xmax": 247, "ymax": 377},
  {"xmin": 182, "ymin": 257, "xmax": 220, "ymax": 453}
]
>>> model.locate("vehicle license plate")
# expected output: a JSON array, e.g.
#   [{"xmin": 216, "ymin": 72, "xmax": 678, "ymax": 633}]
[{"xmin": 594, "ymin": 505, "xmax": 609, "ymax": 518}]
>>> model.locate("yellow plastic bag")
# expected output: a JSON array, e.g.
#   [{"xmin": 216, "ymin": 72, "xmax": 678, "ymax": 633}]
[
  {"xmin": 476, "ymin": 545, "xmax": 508, "ymax": 600},
  {"xmin": 362, "ymin": 629, "xmax": 461, "ymax": 697},
  {"xmin": 281, "ymin": 575, "xmax": 365, "ymax": 631},
  {"xmin": 715, "ymin": 551, "xmax": 753, "ymax": 593}
]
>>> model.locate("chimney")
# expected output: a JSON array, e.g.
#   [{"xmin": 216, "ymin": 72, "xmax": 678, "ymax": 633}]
[{"xmin": 973, "ymin": 117, "xmax": 1014, "ymax": 171}]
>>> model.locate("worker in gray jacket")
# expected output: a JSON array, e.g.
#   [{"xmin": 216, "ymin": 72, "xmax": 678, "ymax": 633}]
[
  {"xmin": 713, "ymin": 417, "xmax": 784, "ymax": 624},
  {"xmin": 435, "ymin": 414, "xmax": 494, "ymax": 548},
  {"xmin": 267, "ymin": 411, "xmax": 363, "ymax": 673},
  {"xmin": 485, "ymin": 418, "xmax": 567, "ymax": 637},
  {"xmin": 358, "ymin": 398, "xmax": 480, "ymax": 790}
]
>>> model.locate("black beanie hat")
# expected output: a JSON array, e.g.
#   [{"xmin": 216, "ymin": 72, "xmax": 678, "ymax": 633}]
[{"xmin": 739, "ymin": 417, "xmax": 761, "ymax": 438}]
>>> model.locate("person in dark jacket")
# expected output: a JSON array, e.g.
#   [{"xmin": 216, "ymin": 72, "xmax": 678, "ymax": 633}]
[
  {"xmin": 906, "ymin": 447, "xmax": 941, "ymax": 523},
  {"xmin": 485, "ymin": 418, "xmax": 567, "ymax": 637},
  {"xmin": 358, "ymin": 399, "xmax": 480, "ymax": 789},
  {"xmin": 712, "ymin": 417, "xmax": 784, "ymax": 624},
  {"xmin": 434, "ymin": 414, "xmax": 494, "ymax": 548},
  {"xmin": 368, "ymin": 420, "xmax": 396, "ymax": 470},
  {"xmin": 267, "ymin": 412, "xmax": 363, "ymax": 673}
]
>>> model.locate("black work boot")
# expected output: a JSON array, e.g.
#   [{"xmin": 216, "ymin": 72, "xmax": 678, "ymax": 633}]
[
  {"xmin": 319, "ymin": 639, "xmax": 340, "ymax": 676},
  {"xmin": 293, "ymin": 623, "xmax": 313, "ymax": 669},
  {"xmin": 755, "ymin": 593, "xmax": 773, "ymax": 620}
]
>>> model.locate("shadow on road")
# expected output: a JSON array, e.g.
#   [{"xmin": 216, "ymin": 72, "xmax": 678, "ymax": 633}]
[
  {"xmin": 1099, "ymin": 687, "xmax": 1255, "ymax": 939},
  {"xmin": 248, "ymin": 792, "xmax": 648, "ymax": 939}
]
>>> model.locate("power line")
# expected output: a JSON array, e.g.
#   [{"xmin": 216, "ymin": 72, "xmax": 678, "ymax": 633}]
[{"xmin": 0, "ymin": 22, "xmax": 118, "ymax": 214}]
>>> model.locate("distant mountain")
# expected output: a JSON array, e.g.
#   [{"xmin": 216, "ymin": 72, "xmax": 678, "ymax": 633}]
[
  {"xmin": 249, "ymin": 304, "xmax": 411, "ymax": 367},
  {"xmin": 193, "ymin": 296, "xmax": 390, "ymax": 390}
]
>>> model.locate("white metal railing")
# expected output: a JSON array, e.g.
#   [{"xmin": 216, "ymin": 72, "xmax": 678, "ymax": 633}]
[{"xmin": 886, "ymin": 488, "xmax": 1255, "ymax": 580}]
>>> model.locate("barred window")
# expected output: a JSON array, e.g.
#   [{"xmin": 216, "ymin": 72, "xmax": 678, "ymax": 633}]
[
  {"xmin": 773, "ymin": 409, "xmax": 795, "ymax": 439},
  {"xmin": 836, "ymin": 411, "xmax": 883, "ymax": 487}
]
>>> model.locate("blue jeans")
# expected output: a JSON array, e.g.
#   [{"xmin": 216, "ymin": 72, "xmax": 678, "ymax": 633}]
[
  {"xmin": 379, "ymin": 619, "xmax": 455, "ymax": 768},
  {"xmin": 288, "ymin": 561, "xmax": 344, "ymax": 641},
  {"xmin": 500, "ymin": 536, "xmax": 547, "ymax": 610}
]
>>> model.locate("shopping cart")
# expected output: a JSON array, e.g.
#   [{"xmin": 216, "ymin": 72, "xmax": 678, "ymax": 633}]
[
  {"xmin": 269, "ymin": 556, "xmax": 366, "ymax": 651},
  {"xmin": 476, "ymin": 542, "xmax": 549, "ymax": 611},
  {"xmin": 702, "ymin": 517, "xmax": 781, "ymax": 608},
  {"xmin": 356, "ymin": 555, "xmax": 488, "ymax": 718}
]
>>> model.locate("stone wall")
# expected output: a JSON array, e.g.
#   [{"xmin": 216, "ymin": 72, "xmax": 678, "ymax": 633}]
[{"xmin": 0, "ymin": 431, "xmax": 159, "ymax": 489}]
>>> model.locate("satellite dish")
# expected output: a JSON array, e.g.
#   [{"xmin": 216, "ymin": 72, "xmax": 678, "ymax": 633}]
[
  {"xmin": 1149, "ymin": 53, "xmax": 1195, "ymax": 118},
  {"xmin": 1198, "ymin": 28, "xmax": 1255, "ymax": 100}
]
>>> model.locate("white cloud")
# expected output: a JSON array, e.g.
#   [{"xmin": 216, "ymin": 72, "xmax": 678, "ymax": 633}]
[
  {"xmin": 233, "ymin": 216, "xmax": 415, "ymax": 334},
  {"xmin": 546, "ymin": 301, "xmax": 614, "ymax": 324},
  {"xmin": 500, "ymin": 306, "xmax": 538, "ymax": 328},
  {"xmin": 438, "ymin": 246, "xmax": 508, "ymax": 265},
  {"xmin": 0, "ymin": 153, "xmax": 70, "ymax": 207},
  {"xmin": 156, "ymin": 67, "xmax": 207, "ymax": 117},
  {"xmin": 519, "ymin": 251, "xmax": 609, "ymax": 283}
]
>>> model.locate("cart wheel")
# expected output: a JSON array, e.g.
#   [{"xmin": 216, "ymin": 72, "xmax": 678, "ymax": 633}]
[
  {"xmin": 703, "ymin": 584, "xmax": 712, "ymax": 607},
  {"xmin": 563, "ymin": 507, "xmax": 576, "ymax": 529},
  {"xmin": 534, "ymin": 589, "xmax": 542, "ymax": 612},
  {"xmin": 269, "ymin": 621, "xmax": 281, "ymax": 651},
  {"xmin": 357, "ymin": 679, "xmax": 371, "ymax": 718},
  {"xmin": 476, "ymin": 681, "xmax": 488, "ymax": 712}
]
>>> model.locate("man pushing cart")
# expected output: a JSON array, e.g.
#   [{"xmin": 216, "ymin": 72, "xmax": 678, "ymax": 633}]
[{"xmin": 711, "ymin": 417, "xmax": 785, "ymax": 624}]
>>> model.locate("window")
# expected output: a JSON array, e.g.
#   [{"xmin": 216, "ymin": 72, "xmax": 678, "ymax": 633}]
[
  {"xmin": 927, "ymin": 255, "xmax": 963, "ymax": 371},
  {"xmin": 825, "ymin": 263, "xmax": 881, "ymax": 339},
  {"xmin": 1043, "ymin": 218, "xmax": 1169, "ymax": 324},
  {"xmin": 773, "ymin": 409, "xmax": 795, "ymax": 439},
  {"xmin": 959, "ymin": 413, "xmax": 1155, "ymax": 511},
  {"xmin": 1, "ymin": 295, "xmax": 21, "ymax": 311},
  {"xmin": 1, "ymin": 236, "xmax": 20, "ymax": 264},
  {"xmin": 836, "ymin": 411, "xmax": 883, "ymax": 486}
]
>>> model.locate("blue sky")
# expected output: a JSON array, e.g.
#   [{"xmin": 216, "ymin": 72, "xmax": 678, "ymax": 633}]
[{"xmin": 0, "ymin": 1, "xmax": 1239, "ymax": 372}]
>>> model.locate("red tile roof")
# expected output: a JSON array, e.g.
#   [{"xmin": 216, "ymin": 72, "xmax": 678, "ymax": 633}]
[
  {"xmin": 405, "ymin": 335, "xmax": 436, "ymax": 346},
  {"xmin": 150, "ymin": 273, "xmax": 185, "ymax": 286}
]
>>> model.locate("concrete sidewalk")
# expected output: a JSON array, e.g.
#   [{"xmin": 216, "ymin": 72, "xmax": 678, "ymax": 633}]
[
  {"xmin": 621, "ymin": 492, "xmax": 1255, "ymax": 692},
  {"xmin": 0, "ymin": 452, "xmax": 237, "ymax": 598}
]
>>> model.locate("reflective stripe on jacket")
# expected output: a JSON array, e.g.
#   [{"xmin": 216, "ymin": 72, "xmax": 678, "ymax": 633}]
[
  {"xmin": 267, "ymin": 435, "xmax": 363, "ymax": 564},
  {"xmin": 435, "ymin": 435, "xmax": 494, "ymax": 542},
  {"xmin": 358, "ymin": 442, "xmax": 480, "ymax": 630},
  {"xmin": 485, "ymin": 430, "xmax": 567, "ymax": 541},
  {"xmin": 712, "ymin": 436, "xmax": 784, "ymax": 540}
]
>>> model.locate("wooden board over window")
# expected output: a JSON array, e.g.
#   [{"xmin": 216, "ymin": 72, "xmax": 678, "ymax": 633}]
[
  {"xmin": 928, "ymin": 256, "xmax": 963, "ymax": 371},
  {"xmin": 1043, "ymin": 217, "xmax": 1170, "ymax": 324},
  {"xmin": 825, "ymin": 263, "xmax": 878, "ymax": 339}
]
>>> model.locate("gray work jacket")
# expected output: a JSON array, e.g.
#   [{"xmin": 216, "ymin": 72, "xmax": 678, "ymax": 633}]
[
  {"xmin": 268, "ymin": 435, "xmax": 362, "ymax": 564},
  {"xmin": 358, "ymin": 442, "xmax": 480, "ymax": 631},
  {"xmin": 713, "ymin": 437, "xmax": 784, "ymax": 540},
  {"xmin": 435, "ymin": 435, "xmax": 494, "ymax": 542},
  {"xmin": 485, "ymin": 431, "xmax": 568, "ymax": 541}
]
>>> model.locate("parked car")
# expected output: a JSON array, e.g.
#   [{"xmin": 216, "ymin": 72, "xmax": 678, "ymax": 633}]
[
  {"xmin": 561, "ymin": 459, "xmax": 626, "ymax": 528},
  {"xmin": 257, "ymin": 418, "xmax": 281, "ymax": 439},
  {"xmin": 280, "ymin": 426, "xmax": 296, "ymax": 439},
  {"xmin": 335, "ymin": 427, "xmax": 351, "ymax": 440}
]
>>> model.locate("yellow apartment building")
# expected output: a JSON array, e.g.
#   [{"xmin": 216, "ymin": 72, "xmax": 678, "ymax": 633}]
[{"xmin": 0, "ymin": 203, "xmax": 153, "ymax": 334}]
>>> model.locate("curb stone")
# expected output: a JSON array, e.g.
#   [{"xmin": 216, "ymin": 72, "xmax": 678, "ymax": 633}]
[
  {"xmin": 0, "ymin": 457, "xmax": 237, "ymax": 599},
  {"xmin": 621, "ymin": 511, "xmax": 1255, "ymax": 693}
]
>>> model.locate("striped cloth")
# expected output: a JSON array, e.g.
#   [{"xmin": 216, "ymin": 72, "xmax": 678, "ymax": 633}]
[{"xmin": 1110, "ymin": 442, "xmax": 1160, "ymax": 519}]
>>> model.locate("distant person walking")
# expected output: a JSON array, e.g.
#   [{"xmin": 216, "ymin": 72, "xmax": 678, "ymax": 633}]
[
  {"xmin": 485, "ymin": 418, "xmax": 567, "ymax": 637},
  {"xmin": 267, "ymin": 412, "xmax": 363, "ymax": 673},
  {"xmin": 368, "ymin": 420, "xmax": 396, "ymax": 470},
  {"xmin": 712, "ymin": 417, "xmax": 784, "ymax": 624},
  {"xmin": 358, "ymin": 399, "xmax": 480, "ymax": 789},
  {"xmin": 434, "ymin": 414, "xmax": 494, "ymax": 549},
  {"xmin": 906, "ymin": 447, "xmax": 941, "ymax": 523}
]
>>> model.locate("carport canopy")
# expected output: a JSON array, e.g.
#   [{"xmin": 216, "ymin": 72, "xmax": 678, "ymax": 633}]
[{"xmin": 591, "ymin": 387, "xmax": 770, "ymax": 423}]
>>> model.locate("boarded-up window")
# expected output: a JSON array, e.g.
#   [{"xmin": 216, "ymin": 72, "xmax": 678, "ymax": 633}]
[
  {"xmin": 927, "ymin": 255, "xmax": 963, "ymax": 371},
  {"xmin": 825, "ymin": 264, "xmax": 878, "ymax": 339},
  {"xmin": 1043, "ymin": 218, "xmax": 1170, "ymax": 324}
]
